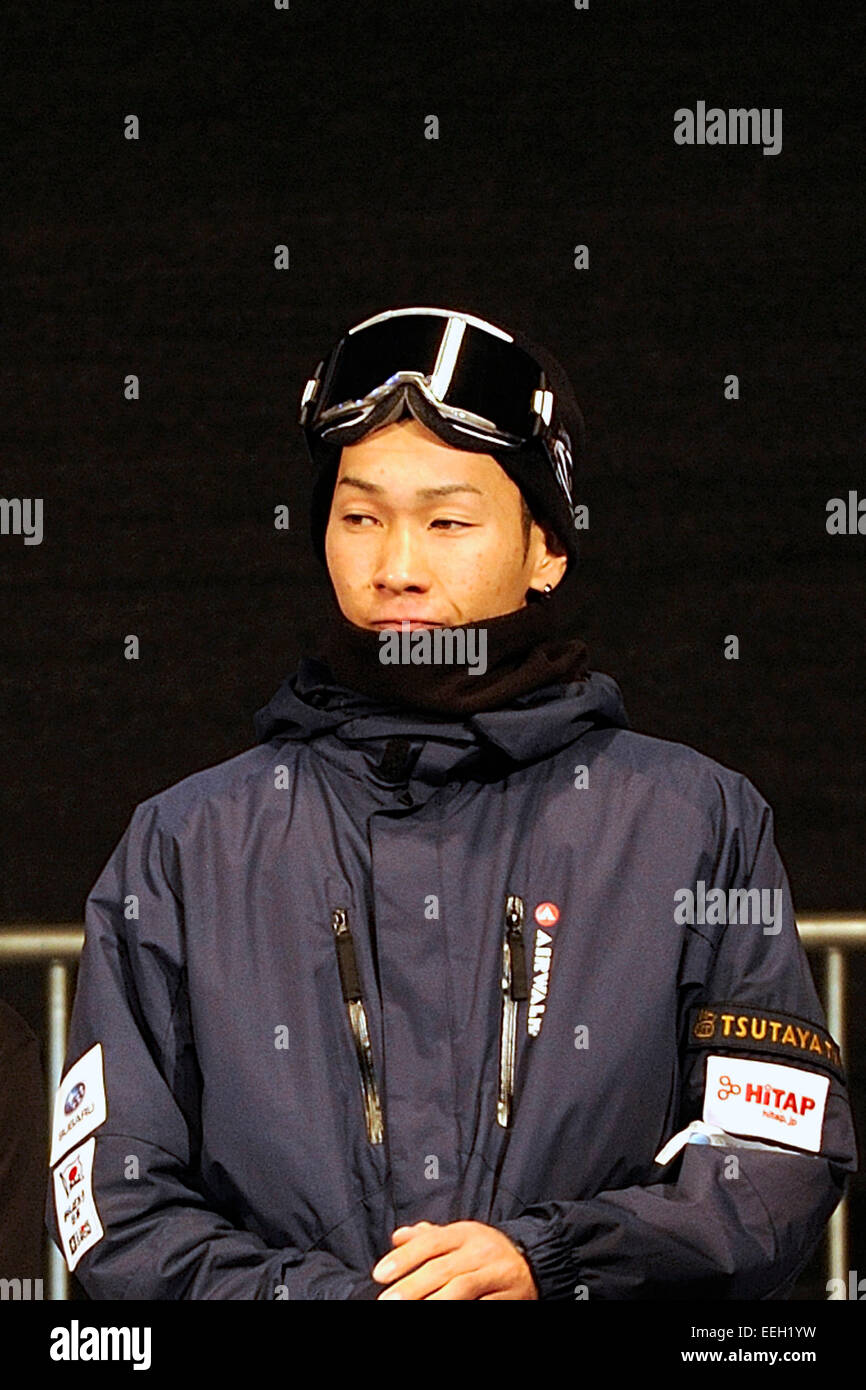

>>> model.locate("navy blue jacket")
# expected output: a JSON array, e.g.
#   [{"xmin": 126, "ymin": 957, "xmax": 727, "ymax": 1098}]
[{"xmin": 46, "ymin": 658, "xmax": 857, "ymax": 1299}]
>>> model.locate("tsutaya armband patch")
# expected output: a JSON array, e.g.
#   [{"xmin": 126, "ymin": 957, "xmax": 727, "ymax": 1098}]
[
  {"xmin": 703, "ymin": 1055, "xmax": 829, "ymax": 1152},
  {"xmin": 52, "ymin": 1136, "xmax": 104, "ymax": 1271},
  {"xmin": 686, "ymin": 1003, "xmax": 844, "ymax": 1083},
  {"xmin": 50, "ymin": 1042, "xmax": 107, "ymax": 1167}
]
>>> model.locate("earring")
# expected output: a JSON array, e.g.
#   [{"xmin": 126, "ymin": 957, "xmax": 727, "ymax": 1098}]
[{"xmin": 543, "ymin": 583, "xmax": 553, "ymax": 597}]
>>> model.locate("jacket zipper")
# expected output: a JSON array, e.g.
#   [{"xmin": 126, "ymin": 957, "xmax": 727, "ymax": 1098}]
[
  {"xmin": 497, "ymin": 894, "xmax": 529, "ymax": 1128},
  {"xmin": 331, "ymin": 907, "xmax": 385, "ymax": 1145}
]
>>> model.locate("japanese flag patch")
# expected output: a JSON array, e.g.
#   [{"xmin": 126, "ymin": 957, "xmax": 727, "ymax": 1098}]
[
  {"xmin": 52, "ymin": 1137, "xmax": 104, "ymax": 1271},
  {"xmin": 703, "ymin": 1054, "xmax": 829, "ymax": 1153},
  {"xmin": 50, "ymin": 1042, "xmax": 107, "ymax": 1167}
]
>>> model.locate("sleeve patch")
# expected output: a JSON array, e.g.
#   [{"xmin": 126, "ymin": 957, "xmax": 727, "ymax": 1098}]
[
  {"xmin": 52, "ymin": 1136, "xmax": 104, "ymax": 1272},
  {"xmin": 686, "ymin": 1002, "xmax": 844, "ymax": 1083},
  {"xmin": 703, "ymin": 1055, "xmax": 829, "ymax": 1153},
  {"xmin": 50, "ymin": 1042, "xmax": 107, "ymax": 1167}
]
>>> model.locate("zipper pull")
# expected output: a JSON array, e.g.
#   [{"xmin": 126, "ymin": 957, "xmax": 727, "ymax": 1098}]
[
  {"xmin": 504, "ymin": 895, "xmax": 529, "ymax": 1001},
  {"xmin": 497, "ymin": 894, "xmax": 527, "ymax": 1128},
  {"xmin": 332, "ymin": 907, "xmax": 363, "ymax": 1000},
  {"xmin": 331, "ymin": 908, "xmax": 385, "ymax": 1145}
]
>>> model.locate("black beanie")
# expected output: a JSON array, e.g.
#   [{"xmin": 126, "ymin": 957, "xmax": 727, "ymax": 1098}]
[{"xmin": 304, "ymin": 312, "xmax": 585, "ymax": 574}]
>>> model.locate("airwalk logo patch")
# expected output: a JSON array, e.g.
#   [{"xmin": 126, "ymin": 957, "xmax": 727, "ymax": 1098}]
[
  {"xmin": 528, "ymin": 928, "xmax": 554, "ymax": 1036},
  {"xmin": 534, "ymin": 901, "xmax": 559, "ymax": 927},
  {"xmin": 687, "ymin": 1003, "xmax": 844, "ymax": 1083}
]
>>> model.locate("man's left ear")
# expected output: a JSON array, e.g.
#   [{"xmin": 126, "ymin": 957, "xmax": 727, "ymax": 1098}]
[{"xmin": 530, "ymin": 549, "xmax": 568, "ymax": 597}]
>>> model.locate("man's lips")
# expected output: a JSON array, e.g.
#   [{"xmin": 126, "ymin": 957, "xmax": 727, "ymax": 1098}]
[{"xmin": 371, "ymin": 619, "xmax": 445, "ymax": 630}]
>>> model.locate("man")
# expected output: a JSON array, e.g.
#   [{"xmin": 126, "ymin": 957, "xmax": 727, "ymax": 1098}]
[{"xmin": 46, "ymin": 306, "xmax": 856, "ymax": 1300}]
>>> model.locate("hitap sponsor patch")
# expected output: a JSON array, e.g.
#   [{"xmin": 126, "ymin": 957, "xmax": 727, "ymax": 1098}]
[
  {"xmin": 50, "ymin": 1042, "xmax": 107, "ymax": 1166},
  {"xmin": 703, "ymin": 1054, "xmax": 829, "ymax": 1152}
]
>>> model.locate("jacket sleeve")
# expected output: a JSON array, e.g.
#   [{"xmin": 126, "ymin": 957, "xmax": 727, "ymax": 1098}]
[
  {"xmin": 44, "ymin": 801, "xmax": 372, "ymax": 1301},
  {"xmin": 492, "ymin": 776, "xmax": 859, "ymax": 1300}
]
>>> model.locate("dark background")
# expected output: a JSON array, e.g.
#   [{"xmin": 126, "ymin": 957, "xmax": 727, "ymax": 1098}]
[{"xmin": 2, "ymin": 0, "xmax": 863, "ymax": 1297}]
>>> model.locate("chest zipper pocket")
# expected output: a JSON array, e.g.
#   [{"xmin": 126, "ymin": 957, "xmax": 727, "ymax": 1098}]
[
  {"xmin": 497, "ymin": 894, "xmax": 529, "ymax": 1128},
  {"xmin": 331, "ymin": 907, "xmax": 385, "ymax": 1145}
]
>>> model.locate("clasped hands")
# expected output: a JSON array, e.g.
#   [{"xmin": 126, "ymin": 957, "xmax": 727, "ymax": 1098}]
[{"xmin": 368, "ymin": 1219, "xmax": 538, "ymax": 1300}]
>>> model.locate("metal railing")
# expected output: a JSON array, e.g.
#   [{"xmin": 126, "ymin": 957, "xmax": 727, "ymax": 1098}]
[{"xmin": 1, "ymin": 913, "xmax": 863, "ymax": 1301}]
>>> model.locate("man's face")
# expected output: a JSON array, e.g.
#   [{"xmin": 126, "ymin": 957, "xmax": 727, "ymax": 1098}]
[{"xmin": 324, "ymin": 417, "xmax": 568, "ymax": 630}]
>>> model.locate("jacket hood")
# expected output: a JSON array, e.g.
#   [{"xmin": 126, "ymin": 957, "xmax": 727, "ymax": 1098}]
[{"xmin": 254, "ymin": 656, "xmax": 629, "ymax": 788}]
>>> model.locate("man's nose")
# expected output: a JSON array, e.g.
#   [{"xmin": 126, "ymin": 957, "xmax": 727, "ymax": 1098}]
[{"xmin": 372, "ymin": 521, "xmax": 432, "ymax": 591}]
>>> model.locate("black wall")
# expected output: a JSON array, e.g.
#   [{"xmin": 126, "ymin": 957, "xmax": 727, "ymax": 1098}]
[{"xmin": 3, "ymin": 0, "xmax": 863, "ymax": 1296}]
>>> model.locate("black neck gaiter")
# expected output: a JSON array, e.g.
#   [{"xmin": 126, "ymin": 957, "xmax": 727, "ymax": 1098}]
[{"xmin": 309, "ymin": 561, "xmax": 590, "ymax": 715}]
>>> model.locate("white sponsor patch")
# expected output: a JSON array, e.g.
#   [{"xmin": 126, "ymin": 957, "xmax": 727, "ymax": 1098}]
[
  {"xmin": 50, "ymin": 1042, "xmax": 107, "ymax": 1167},
  {"xmin": 52, "ymin": 1137, "xmax": 104, "ymax": 1272},
  {"xmin": 703, "ymin": 1054, "xmax": 829, "ymax": 1153}
]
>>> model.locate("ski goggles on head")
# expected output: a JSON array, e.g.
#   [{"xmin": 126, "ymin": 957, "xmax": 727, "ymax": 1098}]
[{"xmin": 298, "ymin": 306, "xmax": 576, "ymax": 509}]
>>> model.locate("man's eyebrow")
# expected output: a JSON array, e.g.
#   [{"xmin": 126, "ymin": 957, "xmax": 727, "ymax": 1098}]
[{"xmin": 336, "ymin": 475, "xmax": 484, "ymax": 499}]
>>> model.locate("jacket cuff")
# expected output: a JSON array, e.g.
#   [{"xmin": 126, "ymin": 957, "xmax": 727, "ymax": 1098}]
[
  {"xmin": 493, "ymin": 1216, "xmax": 580, "ymax": 1301},
  {"xmin": 347, "ymin": 1275, "xmax": 383, "ymax": 1300}
]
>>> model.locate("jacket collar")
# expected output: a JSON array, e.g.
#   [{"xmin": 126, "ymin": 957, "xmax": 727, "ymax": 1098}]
[{"xmin": 255, "ymin": 656, "xmax": 629, "ymax": 790}]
